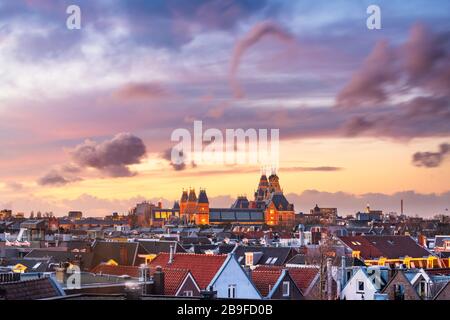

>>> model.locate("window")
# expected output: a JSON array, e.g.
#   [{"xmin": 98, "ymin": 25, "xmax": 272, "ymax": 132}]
[
  {"xmin": 282, "ymin": 281, "xmax": 290, "ymax": 297},
  {"xmin": 270, "ymin": 257, "xmax": 278, "ymax": 265},
  {"xmin": 394, "ymin": 284, "xmax": 405, "ymax": 300},
  {"xmin": 357, "ymin": 281, "xmax": 364, "ymax": 293},
  {"xmin": 266, "ymin": 257, "xmax": 273, "ymax": 264},
  {"xmin": 245, "ymin": 253, "xmax": 253, "ymax": 266},
  {"xmin": 228, "ymin": 285, "xmax": 236, "ymax": 298},
  {"xmin": 184, "ymin": 291, "xmax": 193, "ymax": 297},
  {"xmin": 32, "ymin": 262, "xmax": 42, "ymax": 270},
  {"xmin": 418, "ymin": 281, "xmax": 426, "ymax": 298}
]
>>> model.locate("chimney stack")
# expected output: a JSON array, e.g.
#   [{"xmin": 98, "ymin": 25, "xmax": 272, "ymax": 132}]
[
  {"xmin": 298, "ymin": 224, "xmax": 305, "ymax": 247},
  {"xmin": 326, "ymin": 258, "xmax": 333, "ymax": 300},
  {"xmin": 339, "ymin": 256, "xmax": 346, "ymax": 297},
  {"xmin": 139, "ymin": 264, "xmax": 151, "ymax": 295},
  {"xmin": 55, "ymin": 263, "xmax": 66, "ymax": 284},
  {"xmin": 124, "ymin": 281, "xmax": 143, "ymax": 300},
  {"xmin": 169, "ymin": 245, "xmax": 174, "ymax": 264},
  {"xmin": 152, "ymin": 266, "xmax": 165, "ymax": 296}
]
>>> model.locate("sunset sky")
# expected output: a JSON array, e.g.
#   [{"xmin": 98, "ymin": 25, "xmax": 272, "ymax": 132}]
[{"xmin": 0, "ymin": 0, "xmax": 449, "ymax": 217}]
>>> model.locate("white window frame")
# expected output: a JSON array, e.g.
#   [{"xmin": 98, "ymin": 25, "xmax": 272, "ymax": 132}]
[
  {"xmin": 184, "ymin": 290, "xmax": 193, "ymax": 297},
  {"xmin": 282, "ymin": 281, "xmax": 290, "ymax": 297},
  {"xmin": 228, "ymin": 284, "xmax": 237, "ymax": 298},
  {"xmin": 357, "ymin": 280, "xmax": 365, "ymax": 293}
]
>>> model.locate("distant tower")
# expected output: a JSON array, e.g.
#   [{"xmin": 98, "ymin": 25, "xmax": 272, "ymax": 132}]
[
  {"xmin": 255, "ymin": 173, "xmax": 269, "ymax": 202},
  {"xmin": 180, "ymin": 190, "xmax": 188, "ymax": 216},
  {"xmin": 196, "ymin": 189, "xmax": 210, "ymax": 225},
  {"xmin": 401, "ymin": 199, "xmax": 404, "ymax": 215},
  {"xmin": 268, "ymin": 171, "xmax": 281, "ymax": 194}
]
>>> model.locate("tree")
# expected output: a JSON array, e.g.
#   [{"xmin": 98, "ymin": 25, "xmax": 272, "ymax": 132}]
[{"xmin": 304, "ymin": 235, "xmax": 339, "ymax": 300}]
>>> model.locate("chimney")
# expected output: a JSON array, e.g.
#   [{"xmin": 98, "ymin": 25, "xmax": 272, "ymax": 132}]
[
  {"xmin": 158, "ymin": 201, "xmax": 162, "ymax": 209},
  {"xmin": 152, "ymin": 266, "xmax": 165, "ymax": 296},
  {"xmin": 55, "ymin": 264, "xmax": 66, "ymax": 284},
  {"xmin": 125, "ymin": 281, "xmax": 143, "ymax": 300},
  {"xmin": 401, "ymin": 199, "xmax": 404, "ymax": 215},
  {"xmin": 340, "ymin": 256, "xmax": 346, "ymax": 297},
  {"xmin": 200, "ymin": 286, "xmax": 217, "ymax": 300},
  {"xmin": 169, "ymin": 245, "xmax": 174, "ymax": 264},
  {"xmin": 298, "ymin": 224, "xmax": 305, "ymax": 247},
  {"xmin": 139, "ymin": 264, "xmax": 151, "ymax": 295},
  {"xmin": 326, "ymin": 258, "xmax": 333, "ymax": 300}
]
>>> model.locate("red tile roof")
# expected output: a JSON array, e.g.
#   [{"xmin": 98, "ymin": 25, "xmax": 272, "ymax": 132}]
[
  {"xmin": 148, "ymin": 253, "xmax": 227, "ymax": 289},
  {"xmin": 251, "ymin": 269, "xmax": 282, "ymax": 297},
  {"xmin": 288, "ymin": 268, "xmax": 319, "ymax": 292},
  {"xmin": 254, "ymin": 265, "xmax": 318, "ymax": 293},
  {"xmin": 151, "ymin": 267, "xmax": 190, "ymax": 296},
  {"xmin": 90, "ymin": 263, "xmax": 193, "ymax": 296},
  {"xmin": 339, "ymin": 235, "xmax": 431, "ymax": 259}
]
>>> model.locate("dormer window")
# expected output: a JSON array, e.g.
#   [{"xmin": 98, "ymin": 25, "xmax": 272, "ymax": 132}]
[
  {"xmin": 245, "ymin": 253, "xmax": 253, "ymax": 266},
  {"xmin": 282, "ymin": 281, "xmax": 290, "ymax": 297}
]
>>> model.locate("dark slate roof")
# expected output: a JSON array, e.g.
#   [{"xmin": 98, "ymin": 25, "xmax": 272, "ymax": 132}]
[
  {"xmin": 90, "ymin": 241, "xmax": 140, "ymax": 268},
  {"xmin": 266, "ymin": 193, "xmax": 292, "ymax": 211},
  {"xmin": 0, "ymin": 277, "xmax": 63, "ymax": 300},
  {"xmin": 188, "ymin": 189, "xmax": 197, "ymax": 202},
  {"xmin": 286, "ymin": 254, "xmax": 307, "ymax": 265},
  {"xmin": 173, "ymin": 201, "xmax": 180, "ymax": 210},
  {"xmin": 73, "ymin": 218, "xmax": 126, "ymax": 225},
  {"xmin": 209, "ymin": 208, "xmax": 265, "ymax": 223},
  {"xmin": 218, "ymin": 244, "xmax": 237, "ymax": 254},
  {"xmin": 190, "ymin": 244, "xmax": 220, "ymax": 254},
  {"xmin": 197, "ymin": 190, "xmax": 209, "ymax": 204},
  {"xmin": 231, "ymin": 196, "xmax": 250, "ymax": 209},
  {"xmin": 25, "ymin": 249, "xmax": 94, "ymax": 271},
  {"xmin": 233, "ymin": 246, "xmax": 295, "ymax": 266},
  {"xmin": 180, "ymin": 237, "xmax": 211, "ymax": 245},
  {"xmin": 2, "ymin": 258, "xmax": 53, "ymax": 272},
  {"xmin": 180, "ymin": 190, "xmax": 188, "ymax": 202},
  {"xmin": 59, "ymin": 240, "xmax": 93, "ymax": 251},
  {"xmin": 136, "ymin": 240, "xmax": 186, "ymax": 254}
]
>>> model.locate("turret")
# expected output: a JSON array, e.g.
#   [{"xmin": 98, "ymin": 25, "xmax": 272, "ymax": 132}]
[
  {"xmin": 180, "ymin": 190, "xmax": 188, "ymax": 215},
  {"xmin": 196, "ymin": 189, "xmax": 209, "ymax": 225},
  {"xmin": 188, "ymin": 189, "xmax": 197, "ymax": 203}
]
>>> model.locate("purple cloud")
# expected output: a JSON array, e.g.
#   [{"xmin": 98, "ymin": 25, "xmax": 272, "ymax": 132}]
[
  {"xmin": 38, "ymin": 170, "xmax": 73, "ymax": 186},
  {"xmin": 413, "ymin": 143, "xmax": 450, "ymax": 168},
  {"xmin": 71, "ymin": 133, "xmax": 147, "ymax": 177}
]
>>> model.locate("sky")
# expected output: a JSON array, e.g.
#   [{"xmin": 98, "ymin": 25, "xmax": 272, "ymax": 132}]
[{"xmin": 0, "ymin": 0, "xmax": 449, "ymax": 217}]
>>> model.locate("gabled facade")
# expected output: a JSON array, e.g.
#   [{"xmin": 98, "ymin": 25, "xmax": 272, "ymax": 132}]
[
  {"xmin": 381, "ymin": 270, "xmax": 421, "ymax": 300},
  {"xmin": 340, "ymin": 268, "xmax": 381, "ymax": 300},
  {"xmin": 179, "ymin": 189, "xmax": 209, "ymax": 225},
  {"xmin": 208, "ymin": 253, "xmax": 262, "ymax": 300},
  {"xmin": 251, "ymin": 269, "xmax": 303, "ymax": 300},
  {"xmin": 434, "ymin": 281, "xmax": 450, "ymax": 300}
]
